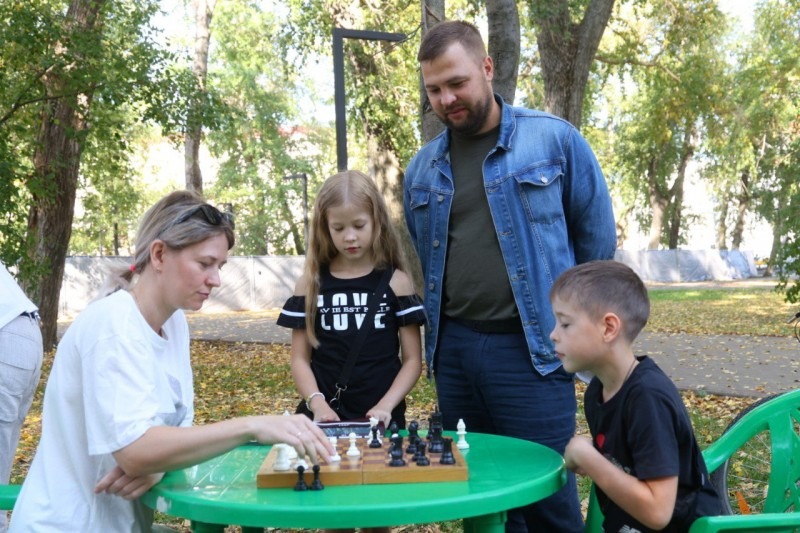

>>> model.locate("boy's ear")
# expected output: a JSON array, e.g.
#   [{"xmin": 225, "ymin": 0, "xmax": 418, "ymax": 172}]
[{"xmin": 601, "ymin": 312, "xmax": 623, "ymax": 342}]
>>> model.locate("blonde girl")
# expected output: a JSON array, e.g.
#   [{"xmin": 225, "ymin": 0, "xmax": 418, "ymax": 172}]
[{"xmin": 278, "ymin": 170, "xmax": 426, "ymax": 430}]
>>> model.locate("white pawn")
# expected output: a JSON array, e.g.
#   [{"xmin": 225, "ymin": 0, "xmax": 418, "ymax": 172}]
[
  {"xmin": 328, "ymin": 436, "xmax": 341, "ymax": 462},
  {"xmin": 346, "ymin": 432, "xmax": 361, "ymax": 457},
  {"xmin": 272, "ymin": 443, "xmax": 291, "ymax": 471},
  {"xmin": 456, "ymin": 418, "xmax": 470, "ymax": 450}
]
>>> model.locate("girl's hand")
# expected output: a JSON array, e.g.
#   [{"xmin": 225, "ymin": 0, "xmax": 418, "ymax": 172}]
[
  {"xmin": 94, "ymin": 466, "xmax": 164, "ymax": 500},
  {"xmin": 366, "ymin": 407, "xmax": 392, "ymax": 427},
  {"xmin": 312, "ymin": 402, "xmax": 341, "ymax": 423}
]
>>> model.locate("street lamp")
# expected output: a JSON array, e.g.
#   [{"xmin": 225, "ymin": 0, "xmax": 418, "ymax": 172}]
[
  {"xmin": 332, "ymin": 28, "xmax": 406, "ymax": 171},
  {"xmin": 283, "ymin": 173, "xmax": 308, "ymax": 249}
]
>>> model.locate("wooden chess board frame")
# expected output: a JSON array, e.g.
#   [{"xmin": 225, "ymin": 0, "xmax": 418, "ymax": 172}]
[{"xmin": 257, "ymin": 436, "xmax": 468, "ymax": 488}]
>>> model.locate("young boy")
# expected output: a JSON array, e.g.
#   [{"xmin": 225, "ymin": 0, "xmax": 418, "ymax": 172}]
[{"xmin": 551, "ymin": 260, "xmax": 721, "ymax": 532}]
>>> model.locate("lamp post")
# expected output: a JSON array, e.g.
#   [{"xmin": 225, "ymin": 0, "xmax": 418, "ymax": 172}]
[
  {"xmin": 332, "ymin": 28, "xmax": 406, "ymax": 171},
  {"xmin": 283, "ymin": 173, "xmax": 308, "ymax": 249}
]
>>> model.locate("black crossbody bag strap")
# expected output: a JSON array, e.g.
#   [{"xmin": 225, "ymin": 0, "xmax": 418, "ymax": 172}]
[{"xmin": 330, "ymin": 267, "xmax": 394, "ymax": 408}]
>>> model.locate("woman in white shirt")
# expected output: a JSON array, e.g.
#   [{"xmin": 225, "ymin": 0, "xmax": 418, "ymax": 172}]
[{"xmin": 10, "ymin": 191, "xmax": 333, "ymax": 532}]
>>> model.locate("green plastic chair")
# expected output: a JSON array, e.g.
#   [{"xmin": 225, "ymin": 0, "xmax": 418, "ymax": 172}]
[
  {"xmin": 584, "ymin": 388, "xmax": 800, "ymax": 532},
  {"xmin": 0, "ymin": 484, "xmax": 20, "ymax": 510}
]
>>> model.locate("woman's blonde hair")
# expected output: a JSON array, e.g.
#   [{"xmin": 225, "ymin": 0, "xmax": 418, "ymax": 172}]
[
  {"xmin": 97, "ymin": 190, "xmax": 235, "ymax": 299},
  {"xmin": 302, "ymin": 170, "xmax": 409, "ymax": 347}
]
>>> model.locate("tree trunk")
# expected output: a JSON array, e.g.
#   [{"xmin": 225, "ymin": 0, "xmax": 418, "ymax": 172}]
[
  {"xmin": 715, "ymin": 198, "xmax": 729, "ymax": 250},
  {"xmin": 420, "ymin": 0, "xmax": 445, "ymax": 143},
  {"xmin": 731, "ymin": 169, "xmax": 750, "ymax": 250},
  {"xmin": 281, "ymin": 198, "xmax": 305, "ymax": 255},
  {"xmin": 667, "ymin": 125, "xmax": 695, "ymax": 249},
  {"xmin": 185, "ymin": 0, "xmax": 214, "ymax": 193},
  {"xmin": 28, "ymin": 0, "xmax": 106, "ymax": 349},
  {"xmin": 529, "ymin": 0, "xmax": 615, "ymax": 126},
  {"xmin": 486, "ymin": 0, "xmax": 519, "ymax": 105},
  {"xmin": 764, "ymin": 219, "xmax": 780, "ymax": 277},
  {"xmin": 646, "ymin": 157, "xmax": 668, "ymax": 250}
]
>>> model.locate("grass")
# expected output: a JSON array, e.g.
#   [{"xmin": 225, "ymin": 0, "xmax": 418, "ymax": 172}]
[{"xmin": 11, "ymin": 285, "xmax": 797, "ymax": 532}]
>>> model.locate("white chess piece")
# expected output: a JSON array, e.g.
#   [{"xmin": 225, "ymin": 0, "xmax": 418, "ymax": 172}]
[
  {"xmin": 295, "ymin": 457, "xmax": 309, "ymax": 470},
  {"xmin": 272, "ymin": 443, "xmax": 291, "ymax": 471},
  {"xmin": 346, "ymin": 431, "xmax": 361, "ymax": 457},
  {"xmin": 456, "ymin": 418, "xmax": 470, "ymax": 449},
  {"xmin": 329, "ymin": 436, "xmax": 341, "ymax": 462},
  {"xmin": 286, "ymin": 442, "xmax": 298, "ymax": 459}
]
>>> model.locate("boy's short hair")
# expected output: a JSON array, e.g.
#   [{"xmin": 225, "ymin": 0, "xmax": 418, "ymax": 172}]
[{"xmin": 550, "ymin": 260, "xmax": 650, "ymax": 342}]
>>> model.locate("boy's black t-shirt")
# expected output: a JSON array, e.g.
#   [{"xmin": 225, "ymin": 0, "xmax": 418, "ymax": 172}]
[
  {"xmin": 277, "ymin": 267, "xmax": 426, "ymax": 427},
  {"xmin": 584, "ymin": 356, "xmax": 722, "ymax": 532}
]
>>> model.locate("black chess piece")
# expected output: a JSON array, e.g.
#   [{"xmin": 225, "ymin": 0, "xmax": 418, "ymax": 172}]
[
  {"xmin": 309, "ymin": 464, "xmax": 324, "ymax": 490},
  {"xmin": 388, "ymin": 441, "xmax": 406, "ymax": 467},
  {"xmin": 415, "ymin": 440, "xmax": 430, "ymax": 466},
  {"xmin": 390, "ymin": 434, "xmax": 403, "ymax": 451},
  {"xmin": 439, "ymin": 437, "xmax": 456, "ymax": 465},
  {"xmin": 406, "ymin": 421, "xmax": 419, "ymax": 454},
  {"xmin": 369, "ymin": 425, "xmax": 382, "ymax": 448},
  {"xmin": 388, "ymin": 419, "xmax": 399, "ymax": 436},
  {"xmin": 294, "ymin": 465, "xmax": 308, "ymax": 491},
  {"xmin": 405, "ymin": 433, "xmax": 418, "ymax": 455},
  {"xmin": 428, "ymin": 410, "xmax": 444, "ymax": 453}
]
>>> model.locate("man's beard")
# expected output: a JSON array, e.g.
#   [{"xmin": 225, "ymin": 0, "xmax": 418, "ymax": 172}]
[{"xmin": 441, "ymin": 90, "xmax": 493, "ymax": 136}]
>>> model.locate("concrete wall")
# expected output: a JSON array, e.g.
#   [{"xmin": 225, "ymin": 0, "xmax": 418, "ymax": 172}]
[
  {"xmin": 60, "ymin": 250, "xmax": 757, "ymax": 318},
  {"xmin": 60, "ymin": 256, "xmax": 305, "ymax": 318}
]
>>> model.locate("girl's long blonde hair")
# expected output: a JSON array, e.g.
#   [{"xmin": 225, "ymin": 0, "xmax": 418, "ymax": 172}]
[{"xmin": 302, "ymin": 170, "xmax": 409, "ymax": 347}]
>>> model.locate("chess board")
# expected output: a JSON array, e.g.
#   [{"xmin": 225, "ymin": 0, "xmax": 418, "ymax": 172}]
[{"xmin": 256, "ymin": 436, "xmax": 469, "ymax": 488}]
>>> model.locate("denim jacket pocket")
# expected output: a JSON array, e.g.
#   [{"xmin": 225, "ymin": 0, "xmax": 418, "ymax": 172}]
[
  {"xmin": 408, "ymin": 188, "xmax": 433, "ymax": 246},
  {"xmin": 515, "ymin": 164, "xmax": 564, "ymax": 225}
]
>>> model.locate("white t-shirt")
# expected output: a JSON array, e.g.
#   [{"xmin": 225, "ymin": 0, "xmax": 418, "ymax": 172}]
[{"xmin": 10, "ymin": 290, "xmax": 193, "ymax": 532}]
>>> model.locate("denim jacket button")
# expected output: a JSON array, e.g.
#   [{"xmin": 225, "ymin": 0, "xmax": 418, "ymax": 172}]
[
  {"xmin": 437, "ymin": 195, "xmax": 444, "ymax": 202},
  {"xmin": 428, "ymin": 282, "xmax": 435, "ymax": 291},
  {"xmin": 433, "ymin": 240, "xmax": 440, "ymax": 247},
  {"xmin": 540, "ymin": 176, "xmax": 548, "ymax": 184}
]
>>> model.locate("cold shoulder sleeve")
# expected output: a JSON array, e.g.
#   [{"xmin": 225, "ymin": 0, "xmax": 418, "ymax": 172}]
[
  {"xmin": 276, "ymin": 295, "xmax": 306, "ymax": 329},
  {"xmin": 395, "ymin": 294, "xmax": 427, "ymax": 327}
]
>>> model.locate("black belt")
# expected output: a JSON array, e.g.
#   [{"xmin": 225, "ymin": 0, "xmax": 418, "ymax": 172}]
[
  {"xmin": 445, "ymin": 315, "xmax": 523, "ymax": 334},
  {"xmin": 20, "ymin": 311, "xmax": 40, "ymax": 320}
]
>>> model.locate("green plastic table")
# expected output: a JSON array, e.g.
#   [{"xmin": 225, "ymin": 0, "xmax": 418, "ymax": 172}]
[{"xmin": 142, "ymin": 432, "xmax": 566, "ymax": 532}]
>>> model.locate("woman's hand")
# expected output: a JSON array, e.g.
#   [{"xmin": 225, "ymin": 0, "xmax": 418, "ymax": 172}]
[{"xmin": 94, "ymin": 466, "xmax": 164, "ymax": 500}]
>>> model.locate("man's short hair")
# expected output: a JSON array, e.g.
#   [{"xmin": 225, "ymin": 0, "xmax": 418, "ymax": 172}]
[
  {"xmin": 550, "ymin": 260, "xmax": 650, "ymax": 342},
  {"xmin": 418, "ymin": 20, "xmax": 487, "ymax": 63}
]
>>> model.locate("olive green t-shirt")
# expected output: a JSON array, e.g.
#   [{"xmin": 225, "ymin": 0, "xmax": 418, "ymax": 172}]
[{"xmin": 443, "ymin": 127, "xmax": 519, "ymax": 321}]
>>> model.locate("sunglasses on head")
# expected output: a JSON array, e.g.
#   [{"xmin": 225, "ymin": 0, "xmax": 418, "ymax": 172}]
[{"xmin": 169, "ymin": 204, "xmax": 235, "ymax": 231}]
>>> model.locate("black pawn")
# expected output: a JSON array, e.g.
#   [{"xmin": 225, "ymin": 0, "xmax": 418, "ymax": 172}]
[
  {"xmin": 388, "ymin": 441, "xmax": 406, "ymax": 467},
  {"xmin": 439, "ymin": 437, "xmax": 456, "ymax": 465},
  {"xmin": 369, "ymin": 425, "xmax": 382, "ymax": 448},
  {"xmin": 405, "ymin": 433, "xmax": 418, "ymax": 455},
  {"xmin": 310, "ymin": 464, "xmax": 324, "ymax": 490},
  {"xmin": 294, "ymin": 465, "xmax": 308, "ymax": 491},
  {"xmin": 388, "ymin": 420, "xmax": 399, "ymax": 436},
  {"xmin": 415, "ymin": 441, "xmax": 430, "ymax": 466}
]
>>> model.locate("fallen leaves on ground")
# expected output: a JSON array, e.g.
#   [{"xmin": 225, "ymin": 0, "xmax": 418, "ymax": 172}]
[{"xmin": 11, "ymin": 331, "xmax": 761, "ymax": 532}]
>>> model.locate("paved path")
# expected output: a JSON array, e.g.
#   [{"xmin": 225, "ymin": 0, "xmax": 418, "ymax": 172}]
[
  {"xmin": 58, "ymin": 278, "xmax": 798, "ymax": 399},
  {"xmin": 184, "ymin": 309, "xmax": 800, "ymax": 399}
]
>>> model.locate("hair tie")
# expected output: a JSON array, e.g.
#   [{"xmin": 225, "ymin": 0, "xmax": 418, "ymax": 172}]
[{"xmin": 129, "ymin": 264, "xmax": 136, "ymax": 273}]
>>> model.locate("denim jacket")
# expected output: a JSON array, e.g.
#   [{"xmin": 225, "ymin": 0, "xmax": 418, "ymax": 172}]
[{"xmin": 404, "ymin": 96, "xmax": 616, "ymax": 376}]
